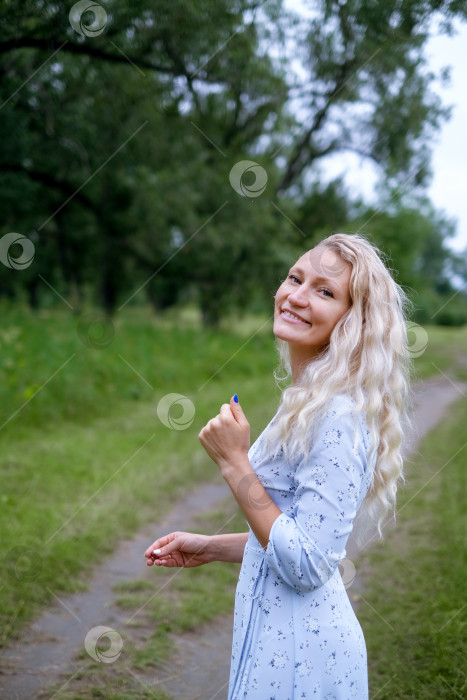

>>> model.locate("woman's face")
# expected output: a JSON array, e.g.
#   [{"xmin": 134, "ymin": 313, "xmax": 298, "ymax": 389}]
[{"xmin": 273, "ymin": 246, "xmax": 352, "ymax": 357}]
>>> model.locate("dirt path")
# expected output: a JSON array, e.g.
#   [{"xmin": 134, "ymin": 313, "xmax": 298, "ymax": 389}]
[
  {"xmin": 0, "ymin": 482, "xmax": 233, "ymax": 700},
  {"xmin": 0, "ymin": 375, "xmax": 465, "ymax": 700}
]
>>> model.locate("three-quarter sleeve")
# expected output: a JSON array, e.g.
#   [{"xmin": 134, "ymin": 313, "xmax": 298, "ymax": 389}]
[{"xmin": 264, "ymin": 395, "xmax": 371, "ymax": 594}]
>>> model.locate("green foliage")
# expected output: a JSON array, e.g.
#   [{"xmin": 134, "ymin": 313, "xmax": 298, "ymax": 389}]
[
  {"xmin": 0, "ymin": 1, "xmax": 466, "ymax": 323},
  {"xmin": 350, "ymin": 200, "xmax": 467, "ymax": 325}
]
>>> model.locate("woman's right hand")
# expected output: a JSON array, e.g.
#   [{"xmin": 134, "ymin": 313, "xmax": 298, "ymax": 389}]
[{"xmin": 144, "ymin": 531, "xmax": 212, "ymax": 568}]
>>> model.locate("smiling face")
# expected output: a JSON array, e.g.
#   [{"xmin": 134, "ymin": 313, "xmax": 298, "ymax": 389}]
[{"xmin": 273, "ymin": 245, "xmax": 352, "ymax": 371}]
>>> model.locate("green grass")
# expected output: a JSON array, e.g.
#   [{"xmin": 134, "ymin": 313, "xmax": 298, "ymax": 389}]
[
  {"xmin": 411, "ymin": 324, "xmax": 467, "ymax": 380},
  {"xmin": 358, "ymin": 395, "xmax": 467, "ymax": 699},
  {"xmin": 0, "ymin": 304, "xmax": 278, "ymax": 641},
  {"xmin": 50, "ymin": 675, "xmax": 173, "ymax": 700},
  {"xmin": 0, "ymin": 303, "xmax": 277, "ymax": 435}
]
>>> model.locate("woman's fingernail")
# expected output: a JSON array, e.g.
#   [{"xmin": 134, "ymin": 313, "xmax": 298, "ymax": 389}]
[
  {"xmin": 234, "ymin": 394, "xmax": 238, "ymax": 403},
  {"xmin": 153, "ymin": 549, "xmax": 161, "ymax": 554}
]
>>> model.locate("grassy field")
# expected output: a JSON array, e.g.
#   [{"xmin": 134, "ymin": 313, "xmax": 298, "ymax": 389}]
[
  {"xmin": 0, "ymin": 304, "xmax": 279, "ymax": 641},
  {"xmin": 409, "ymin": 323, "xmax": 467, "ymax": 381},
  {"xmin": 0, "ymin": 304, "xmax": 465, "ymax": 696},
  {"xmin": 359, "ymin": 394, "xmax": 467, "ymax": 700}
]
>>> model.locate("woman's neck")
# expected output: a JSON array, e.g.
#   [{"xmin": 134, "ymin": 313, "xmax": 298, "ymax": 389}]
[{"xmin": 289, "ymin": 345, "xmax": 322, "ymax": 384}]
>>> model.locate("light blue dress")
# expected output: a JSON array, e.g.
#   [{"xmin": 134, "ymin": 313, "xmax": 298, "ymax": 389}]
[{"xmin": 228, "ymin": 394, "xmax": 374, "ymax": 700}]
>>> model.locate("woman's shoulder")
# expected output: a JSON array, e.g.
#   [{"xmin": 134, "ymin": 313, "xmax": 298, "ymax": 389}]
[
  {"xmin": 325, "ymin": 392, "xmax": 358, "ymax": 415},
  {"xmin": 323, "ymin": 392, "xmax": 370, "ymax": 433}
]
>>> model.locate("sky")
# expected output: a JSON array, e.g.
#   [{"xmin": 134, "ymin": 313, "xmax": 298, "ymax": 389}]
[
  {"xmin": 284, "ymin": 2, "xmax": 467, "ymax": 254},
  {"xmin": 425, "ymin": 22, "xmax": 467, "ymax": 253}
]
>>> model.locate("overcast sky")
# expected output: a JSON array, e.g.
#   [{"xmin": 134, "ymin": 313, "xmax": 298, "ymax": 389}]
[
  {"xmin": 425, "ymin": 21, "xmax": 467, "ymax": 252},
  {"xmin": 284, "ymin": 2, "xmax": 467, "ymax": 254}
]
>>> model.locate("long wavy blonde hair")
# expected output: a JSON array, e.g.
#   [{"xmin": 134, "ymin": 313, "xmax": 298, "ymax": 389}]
[{"xmin": 263, "ymin": 233, "xmax": 412, "ymax": 534}]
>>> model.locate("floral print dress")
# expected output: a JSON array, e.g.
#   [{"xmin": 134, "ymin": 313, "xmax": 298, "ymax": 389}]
[{"xmin": 228, "ymin": 394, "xmax": 375, "ymax": 700}]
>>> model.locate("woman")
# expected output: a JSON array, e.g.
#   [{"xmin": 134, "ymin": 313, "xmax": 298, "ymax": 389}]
[{"xmin": 145, "ymin": 233, "xmax": 411, "ymax": 699}]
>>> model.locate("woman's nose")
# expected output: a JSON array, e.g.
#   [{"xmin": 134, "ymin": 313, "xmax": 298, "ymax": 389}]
[{"xmin": 288, "ymin": 285, "xmax": 309, "ymax": 306}]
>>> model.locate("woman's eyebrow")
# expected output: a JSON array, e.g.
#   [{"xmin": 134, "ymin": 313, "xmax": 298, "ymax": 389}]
[
  {"xmin": 314, "ymin": 275, "xmax": 338, "ymax": 287},
  {"xmin": 289, "ymin": 265, "xmax": 306, "ymax": 275},
  {"xmin": 290, "ymin": 266, "xmax": 340, "ymax": 288}
]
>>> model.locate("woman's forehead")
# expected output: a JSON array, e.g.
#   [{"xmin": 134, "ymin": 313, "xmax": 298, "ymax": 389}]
[{"xmin": 292, "ymin": 247, "xmax": 350, "ymax": 281}]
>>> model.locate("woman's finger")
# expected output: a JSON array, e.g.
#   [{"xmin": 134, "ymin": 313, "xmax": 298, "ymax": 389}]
[
  {"xmin": 151, "ymin": 539, "xmax": 182, "ymax": 561},
  {"xmin": 144, "ymin": 539, "xmax": 164, "ymax": 558},
  {"xmin": 152, "ymin": 551, "xmax": 179, "ymax": 568},
  {"xmin": 160, "ymin": 553, "xmax": 177, "ymax": 566},
  {"xmin": 147, "ymin": 550, "xmax": 175, "ymax": 566},
  {"xmin": 145, "ymin": 533, "xmax": 186, "ymax": 562},
  {"xmin": 144, "ymin": 532, "xmax": 179, "ymax": 558}
]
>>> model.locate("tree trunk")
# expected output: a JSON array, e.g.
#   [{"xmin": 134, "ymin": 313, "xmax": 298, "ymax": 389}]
[{"xmin": 200, "ymin": 303, "xmax": 221, "ymax": 329}]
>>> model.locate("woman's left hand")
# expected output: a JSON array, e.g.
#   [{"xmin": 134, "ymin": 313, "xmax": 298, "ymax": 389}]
[{"xmin": 198, "ymin": 395, "xmax": 250, "ymax": 473}]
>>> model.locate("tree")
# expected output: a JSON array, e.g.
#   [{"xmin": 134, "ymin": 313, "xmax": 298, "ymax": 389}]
[
  {"xmin": 0, "ymin": 0, "xmax": 466, "ymax": 324},
  {"xmin": 274, "ymin": 0, "xmax": 467, "ymax": 195},
  {"xmin": 350, "ymin": 197, "xmax": 467, "ymax": 324}
]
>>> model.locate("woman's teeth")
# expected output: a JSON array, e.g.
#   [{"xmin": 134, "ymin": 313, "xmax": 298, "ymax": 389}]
[{"xmin": 282, "ymin": 310, "xmax": 309, "ymax": 323}]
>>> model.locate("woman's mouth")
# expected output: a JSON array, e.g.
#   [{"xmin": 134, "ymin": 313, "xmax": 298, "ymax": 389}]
[{"xmin": 281, "ymin": 309, "xmax": 310, "ymax": 325}]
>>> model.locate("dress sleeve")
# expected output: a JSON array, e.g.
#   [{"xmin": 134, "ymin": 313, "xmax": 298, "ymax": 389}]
[{"xmin": 264, "ymin": 395, "xmax": 371, "ymax": 594}]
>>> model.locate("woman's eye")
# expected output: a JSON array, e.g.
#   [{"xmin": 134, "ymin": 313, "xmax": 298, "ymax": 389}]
[
  {"xmin": 320, "ymin": 288, "xmax": 333, "ymax": 297},
  {"xmin": 288, "ymin": 274, "xmax": 300, "ymax": 283}
]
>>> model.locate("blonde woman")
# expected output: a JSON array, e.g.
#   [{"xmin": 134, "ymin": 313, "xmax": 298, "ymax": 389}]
[{"xmin": 145, "ymin": 233, "xmax": 410, "ymax": 699}]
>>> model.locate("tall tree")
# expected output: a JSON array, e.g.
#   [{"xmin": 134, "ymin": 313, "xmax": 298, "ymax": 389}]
[
  {"xmin": 275, "ymin": 0, "xmax": 466, "ymax": 194},
  {"xmin": 0, "ymin": 0, "xmax": 466, "ymax": 324}
]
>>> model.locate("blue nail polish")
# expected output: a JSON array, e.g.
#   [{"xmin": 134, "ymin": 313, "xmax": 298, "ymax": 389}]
[{"xmin": 234, "ymin": 394, "xmax": 238, "ymax": 403}]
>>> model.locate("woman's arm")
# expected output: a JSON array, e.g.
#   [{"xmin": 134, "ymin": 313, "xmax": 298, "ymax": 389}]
[
  {"xmin": 198, "ymin": 396, "xmax": 282, "ymax": 549},
  {"xmin": 210, "ymin": 532, "xmax": 249, "ymax": 563},
  {"xmin": 145, "ymin": 531, "xmax": 249, "ymax": 567},
  {"xmin": 219, "ymin": 460, "xmax": 282, "ymax": 549},
  {"xmin": 262, "ymin": 396, "xmax": 370, "ymax": 592},
  {"xmin": 200, "ymin": 394, "xmax": 371, "ymax": 593}
]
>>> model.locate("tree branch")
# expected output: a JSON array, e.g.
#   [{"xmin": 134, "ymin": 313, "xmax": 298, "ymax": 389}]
[
  {"xmin": 277, "ymin": 59, "xmax": 359, "ymax": 194},
  {"xmin": 1, "ymin": 162, "xmax": 97, "ymax": 213},
  {"xmin": 0, "ymin": 37, "xmax": 173, "ymax": 74}
]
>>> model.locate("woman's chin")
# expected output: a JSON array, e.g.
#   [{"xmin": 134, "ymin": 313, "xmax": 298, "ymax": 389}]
[
  {"xmin": 272, "ymin": 324, "xmax": 289, "ymax": 342},
  {"xmin": 273, "ymin": 321, "xmax": 304, "ymax": 343}
]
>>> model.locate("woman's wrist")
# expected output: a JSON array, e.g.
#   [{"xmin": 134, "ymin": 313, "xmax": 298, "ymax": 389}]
[
  {"xmin": 208, "ymin": 534, "xmax": 223, "ymax": 563},
  {"xmin": 209, "ymin": 533, "xmax": 249, "ymax": 563},
  {"xmin": 218, "ymin": 453, "xmax": 253, "ymax": 486}
]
